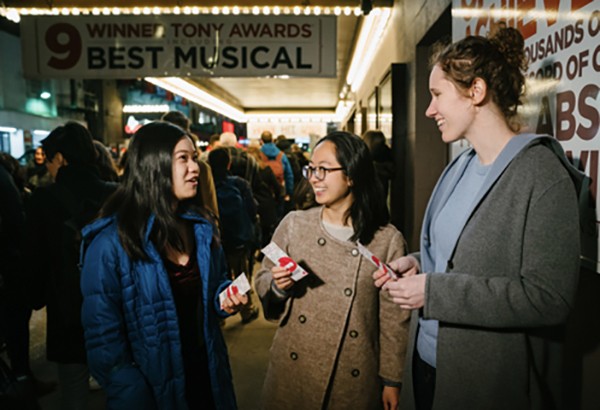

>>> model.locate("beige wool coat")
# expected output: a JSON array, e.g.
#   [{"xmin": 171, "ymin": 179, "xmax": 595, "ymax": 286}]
[{"xmin": 256, "ymin": 207, "xmax": 410, "ymax": 410}]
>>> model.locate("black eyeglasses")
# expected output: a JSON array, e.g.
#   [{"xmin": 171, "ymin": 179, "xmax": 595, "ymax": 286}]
[{"xmin": 302, "ymin": 165, "xmax": 345, "ymax": 180}]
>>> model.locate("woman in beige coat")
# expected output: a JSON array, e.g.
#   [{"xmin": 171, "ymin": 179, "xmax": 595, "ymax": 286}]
[{"xmin": 255, "ymin": 132, "xmax": 410, "ymax": 410}]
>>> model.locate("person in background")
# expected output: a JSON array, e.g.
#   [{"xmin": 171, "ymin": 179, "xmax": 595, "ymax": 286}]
[
  {"xmin": 208, "ymin": 147, "xmax": 260, "ymax": 324},
  {"xmin": 247, "ymin": 145, "xmax": 282, "ymax": 248},
  {"xmin": 362, "ymin": 130, "xmax": 394, "ymax": 208},
  {"xmin": 80, "ymin": 121, "xmax": 245, "ymax": 409},
  {"xmin": 374, "ymin": 26, "xmax": 581, "ymax": 410},
  {"xmin": 26, "ymin": 122, "xmax": 117, "ymax": 410},
  {"xmin": 162, "ymin": 110, "xmax": 220, "ymax": 220},
  {"xmin": 256, "ymin": 131, "xmax": 410, "ymax": 410},
  {"xmin": 260, "ymin": 131, "xmax": 294, "ymax": 218},
  {"xmin": 201, "ymin": 133, "xmax": 221, "ymax": 161},
  {"xmin": 92, "ymin": 140, "xmax": 120, "ymax": 183},
  {"xmin": 26, "ymin": 146, "xmax": 53, "ymax": 190},
  {"xmin": 0, "ymin": 153, "xmax": 55, "ymax": 405}
]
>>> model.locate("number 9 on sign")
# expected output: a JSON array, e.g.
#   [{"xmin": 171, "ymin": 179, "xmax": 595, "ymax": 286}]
[{"xmin": 45, "ymin": 23, "xmax": 82, "ymax": 70}]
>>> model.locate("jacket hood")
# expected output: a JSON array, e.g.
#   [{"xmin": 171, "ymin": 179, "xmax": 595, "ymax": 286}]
[{"xmin": 261, "ymin": 143, "xmax": 282, "ymax": 158}]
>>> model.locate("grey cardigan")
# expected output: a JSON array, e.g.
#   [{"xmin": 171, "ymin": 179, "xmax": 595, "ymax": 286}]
[{"xmin": 400, "ymin": 135, "xmax": 581, "ymax": 409}]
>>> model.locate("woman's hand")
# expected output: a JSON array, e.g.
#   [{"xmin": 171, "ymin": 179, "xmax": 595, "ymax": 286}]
[
  {"xmin": 382, "ymin": 385, "xmax": 400, "ymax": 410},
  {"xmin": 372, "ymin": 255, "xmax": 421, "ymax": 288},
  {"xmin": 271, "ymin": 265, "xmax": 294, "ymax": 292},
  {"xmin": 221, "ymin": 293, "xmax": 249, "ymax": 315},
  {"xmin": 383, "ymin": 274, "xmax": 426, "ymax": 310}
]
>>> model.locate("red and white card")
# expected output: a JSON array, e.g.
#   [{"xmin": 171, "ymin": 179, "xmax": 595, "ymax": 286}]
[
  {"xmin": 261, "ymin": 242, "xmax": 309, "ymax": 282},
  {"xmin": 356, "ymin": 241, "xmax": 399, "ymax": 279},
  {"xmin": 219, "ymin": 273, "xmax": 252, "ymax": 307}
]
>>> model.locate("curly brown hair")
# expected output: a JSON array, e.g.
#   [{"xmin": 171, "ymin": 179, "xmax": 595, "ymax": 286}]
[{"xmin": 430, "ymin": 25, "xmax": 528, "ymax": 131}]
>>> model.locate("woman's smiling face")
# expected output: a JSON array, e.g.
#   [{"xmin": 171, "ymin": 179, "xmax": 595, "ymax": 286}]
[{"xmin": 171, "ymin": 137, "xmax": 199, "ymax": 201}]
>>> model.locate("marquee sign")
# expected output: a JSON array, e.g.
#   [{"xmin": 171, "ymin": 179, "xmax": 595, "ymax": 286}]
[{"xmin": 20, "ymin": 14, "xmax": 336, "ymax": 78}]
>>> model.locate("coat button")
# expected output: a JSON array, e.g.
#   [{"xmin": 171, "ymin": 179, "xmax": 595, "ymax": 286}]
[
  {"xmin": 344, "ymin": 288, "xmax": 352, "ymax": 297},
  {"xmin": 317, "ymin": 238, "xmax": 326, "ymax": 246},
  {"xmin": 290, "ymin": 352, "xmax": 298, "ymax": 360},
  {"xmin": 349, "ymin": 330, "xmax": 358, "ymax": 338},
  {"xmin": 298, "ymin": 315, "xmax": 307, "ymax": 323},
  {"xmin": 351, "ymin": 249, "xmax": 359, "ymax": 256},
  {"xmin": 351, "ymin": 369, "xmax": 360, "ymax": 377}
]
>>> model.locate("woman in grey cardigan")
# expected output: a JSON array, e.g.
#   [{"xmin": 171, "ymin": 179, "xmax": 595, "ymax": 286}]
[
  {"xmin": 256, "ymin": 132, "xmax": 410, "ymax": 409},
  {"xmin": 374, "ymin": 27, "xmax": 581, "ymax": 409}
]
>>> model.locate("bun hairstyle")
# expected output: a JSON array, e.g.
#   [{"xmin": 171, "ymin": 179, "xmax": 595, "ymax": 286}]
[{"xmin": 430, "ymin": 23, "xmax": 528, "ymax": 131}]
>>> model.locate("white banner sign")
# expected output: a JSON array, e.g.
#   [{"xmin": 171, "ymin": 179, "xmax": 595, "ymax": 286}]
[
  {"xmin": 452, "ymin": 0, "xmax": 600, "ymax": 272},
  {"xmin": 20, "ymin": 15, "xmax": 336, "ymax": 78}
]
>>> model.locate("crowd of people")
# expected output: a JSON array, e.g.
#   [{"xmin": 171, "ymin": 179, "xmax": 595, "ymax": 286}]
[{"xmin": 0, "ymin": 25, "xmax": 583, "ymax": 410}]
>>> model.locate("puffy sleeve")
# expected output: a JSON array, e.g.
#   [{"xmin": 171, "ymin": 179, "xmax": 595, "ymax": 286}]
[{"xmin": 80, "ymin": 232, "xmax": 156, "ymax": 410}]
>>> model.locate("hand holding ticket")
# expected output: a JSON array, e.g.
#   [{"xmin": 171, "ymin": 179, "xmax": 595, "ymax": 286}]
[
  {"xmin": 356, "ymin": 241, "xmax": 399, "ymax": 279},
  {"xmin": 219, "ymin": 273, "xmax": 252, "ymax": 307},
  {"xmin": 261, "ymin": 242, "xmax": 309, "ymax": 282}
]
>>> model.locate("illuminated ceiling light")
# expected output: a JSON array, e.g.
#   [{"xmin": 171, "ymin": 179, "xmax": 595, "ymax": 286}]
[
  {"xmin": 304, "ymin": 7, "xmax": 311, "ymax": 15},
  {"xmin": 145, "ymin": 77, "xmax": 247, "ymax": 123},
  {"xmin": 314, "ymin": 6, "xmax": 321, "ymax": 15},
  {"xmin": 354, "ymin": 7, "xmax": 362, "ymax": 16},
  {"xmin": 19, "ymin": 8, "xmax": 29, "ymax": 15},
  {"xmin": 334, "ymin": 7, "xmax": 342, "ymax": 16},
  {"xmin": 201, "ymin": 7, "xmax": 210, "ymax": 14},
  {"xmin": 112, "ymin": 8, "xmax": 120, "ymax": 15},
  {"xmin": 133, "ymin": 7, "xmax": 141, "ymax": 15},
  {"xmin": 346, "ymin": 8, "xmax": 392, "ymax": 93},
  {"xmin": 191, "ymin": 7, "xmax": 199, "ymax": 14},
  {"xmin": 51, "ymin": 8, "xmax": 59, "ymax": 15},
  {"xmin": 102, "ymin": 7, "xmax": 110, "ymax": 15},
  {"xmin": 123, "ymin": 104, "xmax": 170, "ymax": 113},
  {"xmin": 61, "ymin": 8, "xmax": 69, "ymax": 15},
  {"xmin": 211, "ymin": 6, "xmax": 219, "ymax": 15},
  {"xmin": 232, "ymin": 6, "xmax": 240, "ymax": 15},
  {"xmin": 6, "ymin": 9, "xmax": 20, "ymax": 22},
  {"xmin": 252, "ymin": 6, "xmax": 260, "ymax": 15},
  {"xmin": 262, "ymin": 6, "xmax": 271, "ymax": 15},
  {"xmin": 92, "ymin": 8, "xmax": 100, "ymax": 15},
  {"xmin": 173, "ymin": 6, "xmax": 181, "ymax": 14},
  {"xmin": 142, "ymin": 7, "xmax": 151, "ymax": 15},
  {"xmin": 293, "ymin": 6, "xmax": 301, "ymax": 15},
  {"xmin": 183, "ymin": 7, "xmax": 191, "ymax": 14},
  {"xmin": 152, "ymin": 7, "xmax": 161, "ymax": 15},
  {"xmin": 242, "ymin": 7, "xmax": 250, "ymax": 14},
  {"xmin": 344, "ymin": 7, "xmax": 352, "ymax": 16},
  {"xmin": 283, "ymin": 7, "xmax": 291, "ymax": 14},
  {"xmin": 222, "ymin": 6, "xmax": 230, "ymax": 15},
  {"xmin": 40, "ymin": 91, "xmax": 51, "ymax": 99},
  {"xmin": 273, "ymin": 6, "xmax": 280, "ymax": 15},
  {"xmin": 323, "ymin": 7, "xmax": 331, "ymax": 15}
]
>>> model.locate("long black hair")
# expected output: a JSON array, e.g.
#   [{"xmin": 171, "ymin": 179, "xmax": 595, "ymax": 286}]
[
  {"xmin": 101, "ymin": 121, "xmax": 202, "ymax": 260},
  {"xmin": 315, "ymin": 131, "xmax": 389, "ymax": 244}
]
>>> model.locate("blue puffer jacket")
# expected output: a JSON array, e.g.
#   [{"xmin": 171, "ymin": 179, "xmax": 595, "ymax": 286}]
[{"xmin": 80, "ymin": 212, "xmax": 237, "ymax": 410}]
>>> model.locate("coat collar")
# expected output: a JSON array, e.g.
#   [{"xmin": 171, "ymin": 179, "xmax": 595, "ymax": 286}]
[{"xmin": 420, "ymin": 134, "xmax": 567, "ymax": 272}]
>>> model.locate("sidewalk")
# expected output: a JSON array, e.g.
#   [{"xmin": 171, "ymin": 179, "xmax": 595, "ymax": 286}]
[{"xmin": 29, "ymin": 292, "xmax": 277, "ymax": 410}]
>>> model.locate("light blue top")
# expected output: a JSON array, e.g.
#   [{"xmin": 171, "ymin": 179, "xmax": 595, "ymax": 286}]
[{"xmin": 417, "ymin": 155, "xmax": 491, "ymax": 367}]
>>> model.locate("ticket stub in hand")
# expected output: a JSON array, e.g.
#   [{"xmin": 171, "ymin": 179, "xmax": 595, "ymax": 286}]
[
  {"xmin": 261, "ymin": 242, "xmax": 309, "ymax": 282},
  {"xmin": 356, "ymin": 241, "xmax": 399, "ymax": 279},
  {"xmin": 219, "ymin": 273, "xmax": 251, "ymax": 307}
]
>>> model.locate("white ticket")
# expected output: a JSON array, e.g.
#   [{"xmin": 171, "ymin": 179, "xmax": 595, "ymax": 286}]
[
  {"xmin": 219, "ymin": 273, "xmax": 252, "ymax": 307},
  {"xmin": 261, "ymin": 242, "xmax": 309, "ymax": 282},
  {"xmin": 356, "ymin": 241, "xmax": 399, "ymax": 279}
]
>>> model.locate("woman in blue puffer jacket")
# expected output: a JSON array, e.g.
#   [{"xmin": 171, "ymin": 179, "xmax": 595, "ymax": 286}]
[{"xmin": 80, "ymin": 121, "xmax": 248, "ymax": 409}]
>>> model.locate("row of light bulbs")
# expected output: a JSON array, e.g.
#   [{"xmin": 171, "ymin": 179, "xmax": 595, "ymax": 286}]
[{"xmin": 2, "ymin": 5, "xmax": 365, "ymax": 23}]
